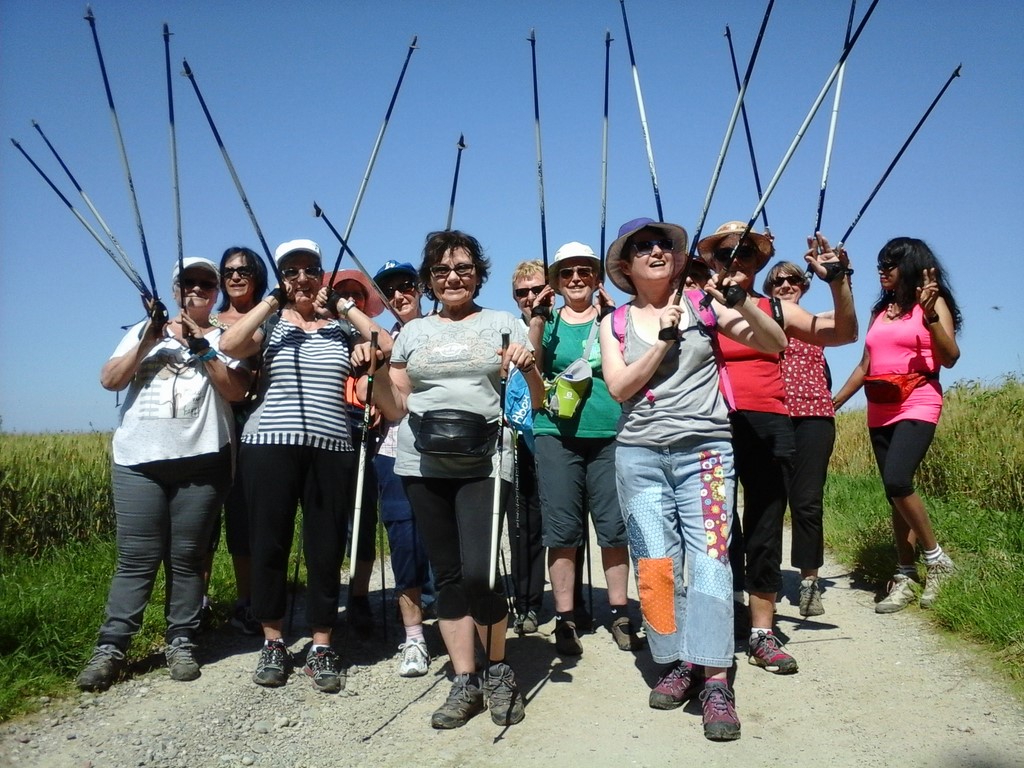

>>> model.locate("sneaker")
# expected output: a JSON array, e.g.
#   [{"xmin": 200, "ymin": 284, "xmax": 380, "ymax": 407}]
[
  {"xmin": 920, "ymin": 554, "xmax": 955, "ymax": 609},
  {"xmin": 397, "ymin": 639, "xmax": 430, "ymax": 678},
  {"xmin": 484, "ymin": 662, "xmax": 526, "ymax": 726},
  {"xmin": 165, "ymin": 637, "xmax": 200, "ymax": 682},
  {"xmin": 799, "ymin": 578, "xmax": 825, "ymax": 617},
  {"xmin": 513, "ymin": 610, "xmax": 539, "ymax": 635},
  {"xmin": 574, "ymin": 604, "xmax": 594, "ymax": 632},
  {"xmin": 76, "ymin": 644, "xmax": 125, "ymax": 691},
  {"xmin": 230, "ymin": 602, "xmax": 262, "ymax": 635},
  {"xmin": 700, "ymin": 681, "xmax": 741, "ymax": 741},
  {"xmin": 304, "ymin": 646, "xmax": 345, "ymax": 693},
  {"xmin": 347, "ymin": 595, "xmax": 375, "ymax": 634},
  {"xmin": 431, "ymin": 674, "xmax": 485, "ymax": 729},
  {"xmin": 747, "ymin": 631, "xmax": 798, "ymax": 674},
  {"xmin": 649, "ymin": 661, "xmax": 702, "ymax": 710},
  {"xmin": 610, "ymin": 616, "xmax": 644, "ymax": 651},
  {"xmin": 876, "ymin": 573, "xmax": 918, "ymax": 614},
  {"xmin": 554, "ymin": 620, "xmax": 584, "ymax": 656},
  {"xmin": 252, "ymin": 639, "xmax": 290, "ymax": 687}
]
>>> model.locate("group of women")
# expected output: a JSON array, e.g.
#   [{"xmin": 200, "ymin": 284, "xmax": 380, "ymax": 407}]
[{"xmin": 77, "ymin": 218, "xmax": 961, "ymax": 741}]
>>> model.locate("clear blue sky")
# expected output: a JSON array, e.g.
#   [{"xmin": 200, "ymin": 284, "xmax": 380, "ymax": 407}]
[{"xmin": 2, "ymin": 1, "xmax": 1021, "ymax": 432}]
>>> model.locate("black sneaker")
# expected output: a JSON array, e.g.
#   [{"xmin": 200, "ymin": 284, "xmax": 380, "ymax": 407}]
[
  {"xmin": 76, "ymin": 644, "xmax": 125, "ymax": 691},
  {"xmin": 165, "ymin": 637, "xmax": 200, "ymax": 682},
  {"xmin": 230, "ymin": 602, "xmax": 262, "ymax": 635},
  {"xmin": 431, "ymin": 674, "xmax": 485, "ymax": 729},
  {"xmin": 484, "ymin": 662, "xmax": 525, "ymax": 726},
  {"xmin": 253, "ymin": 639, "xmax": 290, "ymax": 687},
  {"xmin": 346, "ymin": 595, "xmax": 375, "ymax": 635},
  {"xmin": 303, "ymin": 646, "xmax": 345, "ymax": 693},
  {"xmin": 554, "ymin": 620, "xmax": 584, "ymax": 656},
  {"xmin": 513, "ymin": 610, "xmax": 539, "ymax": 635}
]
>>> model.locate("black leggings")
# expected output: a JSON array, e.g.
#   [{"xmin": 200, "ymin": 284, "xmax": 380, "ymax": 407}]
[
  {"xmin": 788, "ymin": 417, "xmax": 836, "ymax": 570},
  {"xmin": 402, "ymin": 475, "xmax": 510, "ymax": 625},
  {"xmin": 869, "ymin": 420, "xmax": 936, "ymax": 499}
]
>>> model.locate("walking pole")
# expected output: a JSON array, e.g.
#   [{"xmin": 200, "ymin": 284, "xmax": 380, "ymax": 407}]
[
  {"xmin": 700, "ymin": 0, "xmax": 881, "ymax": 311},
  {"xmin": 349, "ymin": 332, "xmax": 381, "ymax": 581},
  {"xmin": 837, "ymin": 64, "xmax": 962, "ymax": 249},
  {"xmin": 486, "ymin": 334, "xmax": 511, "ymax": 662},
  {"xmin": 328, "ymin": 36, "xmax": 418, "ymax": 279},
  {"xmin": 84, "ymin": 6, "xmax": 159, "ymax": 300},
  {"xmin": 163, "ymin": 23, "xmax": 186, "ymax": 309},
  {"xmin": 725, "ymin": 26, "xmax": 769, "ymax": 233},
  {"xmin": 618, "ymin": 0, "xmax": 663, "ymax": 221},
  {"xmin": 600, "ymin": 30, "xmax": 612, "ymax": 264},
  {"xmin": 527, "ymin": 29, "xmax": 550, "ymax": 270},
  {"xmin": 10, "ymin": 137, "xmax": 151, "ymax": 299},
  {"xmin": 181, "ymin": 59, "xmax": 282, "ymax": 283},
  {"xmin": 445, "ymin": 134, "xmax": 466, "ymax": 231},
  {"xmin": 689, "ymin": 0, "xmax": 775, "ymax": 254}
]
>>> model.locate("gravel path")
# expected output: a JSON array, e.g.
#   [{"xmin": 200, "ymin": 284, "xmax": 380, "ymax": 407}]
[{"xmin": 3, "ymin": 525, "xmax": 1022, "ymax": 768}]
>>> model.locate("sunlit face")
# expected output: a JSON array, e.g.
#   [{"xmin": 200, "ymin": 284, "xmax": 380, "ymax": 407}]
[
  {"xmin": 279, "ymin": 252, "xmax": 323, "ymax": 304},
  {"xmin": 513, "ymin": 272, "xmax": 545, "ymax": 315},
  {"xmin": 429, "ymin": 247, "xmax": 478, "ymax": 307},
  {"xmin": 379, "ymin": 273, "xmax": 421, "ymax": 322},
  {"xmin": 334, "ymin": 279, "xmax": 368, "ymax": 314},
  {"xmin": 221, "ymin": 253, "xmax": 255, "ymax": 305},
  {"xmin": 877, "ymin": 258, "xmax": 900, "ymax": 291},
  {"xmin": 768, "ymin": 272, "xmax": 806, "ymax": 304},
  {"xmin": 174, "ymin": 268, "xmax": 219, "ymax": 312},
  {"xmin": 555, "ymin": 257, "xmax": 598, "ymax": 303},
  {"xmin": 620, "ymin": 227, "xmax": 677, "ymax": 285},
  {"xmin": 711, "ymin": 237, "xmax": 760, "ymax": 287}
]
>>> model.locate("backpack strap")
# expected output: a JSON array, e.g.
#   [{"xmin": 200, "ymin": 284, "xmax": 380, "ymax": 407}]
[
  {"xmin": 611, "ymin": 303, "xmax": 629, "ymax": 354},
  {"xmin": 684, "ymin": 290, "xmax": 736, "ymax": 412}
]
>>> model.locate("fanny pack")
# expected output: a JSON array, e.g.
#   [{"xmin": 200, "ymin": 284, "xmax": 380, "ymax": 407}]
[
  {"xmin": 863, "ymin": 372, "xmax": 933, "ymax": 404},
  {"xmin": 409, "ymin": 409, "xmax": 498, "ymax": 458}
]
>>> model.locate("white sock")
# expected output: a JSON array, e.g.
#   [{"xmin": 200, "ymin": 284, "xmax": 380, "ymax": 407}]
[
  {"xmin": 311, "ymin": 644, "xmax": 330, "ymax": 653},
  {"xmin": 405, "ymin": 624, "xmax": 425, "ymax": 644},
  {"xmin": 750, "ymin": 628, "xmax": 772, "ymax": 643},
  {"xmin": 923, "ymin": 545, "xmax": 944, "ymax": 565},
  {"xmin": 897, "ymin": 564, "xmax": 917, "ymax": 578}
]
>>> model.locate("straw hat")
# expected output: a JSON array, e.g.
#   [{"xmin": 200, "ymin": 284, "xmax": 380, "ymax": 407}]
[
  {"xmin": 695, "ymin": 221, "xmax": 774, "ymax": 271},
  {"xmin": 605, "ymin": 217, "xmax": 689, "ymax": 294}
]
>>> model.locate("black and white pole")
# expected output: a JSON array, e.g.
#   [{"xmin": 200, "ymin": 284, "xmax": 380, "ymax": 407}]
[
  {"xmin": 349, "ymin": 331, "xmax": 380, "ymax": 581},
  {"xmin": 725, "ymin": 25, "xmax": 769, "ymax": 233},
  {"xmin": 600, "ymin": 29, "xmax": 612, "ymax": 264},
  {"xmin": 528, "ymin": 29, "xmax": 550, "ymax": 270},
  {"xmin": 446, "ymin": 134, "xmax": 466, "ymax": 231}
]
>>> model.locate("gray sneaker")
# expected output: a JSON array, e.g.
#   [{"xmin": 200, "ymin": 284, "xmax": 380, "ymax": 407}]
[
  {"xmin": 876, "ymin": 573, "xmax": 918, "ymax": 614},
  {"xmin": 303, "ymin": 646, "xmax": 345, "ymax": 693},
  {"xmin": 431, "ymin": 673, "xmax": 485, "ymax": 729},
  {"xmin": 513, "ymin": 610, "xmax": 539, "ymax": 635},
  {"xmin": 484, "ymin": 662, "xmax": 525, "ymax": 726},
  {"xmin": 920, "ymin": 553, "xmax": 955, "ymax": 608},
  {"xmin": 799, "ymin": 578, "xmax": 825, "ymax": 617},
  {"xmin": 76, "ymin": 644, "xmax": 125, "ymax": 691},
  {"xmin": 165, "ymin": 637, "xmax": 200, "ymax": 681},
  {"xmin": 253, "ymin": 639, "xmax": 290, "ymax": 687}
]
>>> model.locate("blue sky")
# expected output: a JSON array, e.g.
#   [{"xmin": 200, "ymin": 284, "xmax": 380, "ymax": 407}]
[{"xmin": 2, "ymin": 1, "xmax": 1021, "ymax": 432}]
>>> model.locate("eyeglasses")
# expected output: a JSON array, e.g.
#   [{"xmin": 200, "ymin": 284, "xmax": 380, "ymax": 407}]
[
  {"xmin": 280, "ymin": 266, "xmax": 324, "ymax": 279},
  {"xmin": 514, "ymin": 284, "xmax": 544, "ymax": 299},
  {"xmin": 632, "ymin": 239, "xmax": 674, "ymax": 256},
  {"xmin": 713, "ymin": 246, "xmax": 759, "ymax": 263},
  {"xmin": 382, "ymin": 279, "xmax": 417, "ymax": 296},
  {"xmin": 429, "ymin": 263, "xmax": 476, "ymax": 279},
  {"xmin": 770, "ymin": 274, "xmax": 806, "ymax": 288},
  {"xmin": 877, "ymin": 261, "xmax": 898, "ymax": 273},
  {"xmin": 558, "ymin": 265, "xmax": 595, "ymax": 280},
  {"xmin": 181, "ymin": 278, "xmax": 219, "ymax": 291},
  {"xmin": 221, "ymin": 266, "xmax": 254, "ymax": 279}
]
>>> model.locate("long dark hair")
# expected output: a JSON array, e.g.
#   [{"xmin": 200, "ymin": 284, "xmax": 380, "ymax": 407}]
[
  {"xmin": 419, "ymin": 230, "xmax": 490, "ymax": 301},
  {"xmin": 217, "ymin": 246, "xmax": 268, "ymax": 311},
  {"xmin": 872, "ymin": 237, "xmax": 962, "ymax": 332}
]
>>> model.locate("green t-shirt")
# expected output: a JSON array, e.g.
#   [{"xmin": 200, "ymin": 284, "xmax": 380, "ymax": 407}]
[{"xmin": 533, "ymin": 312, "xmax": 620, "ymax": 438}]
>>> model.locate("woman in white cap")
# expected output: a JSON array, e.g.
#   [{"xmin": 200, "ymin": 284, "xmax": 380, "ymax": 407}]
[
  {"xmin": 76, "ymin": 257, "xmax": 251, "ymax": 691},
  {"xmin": 696, "ymin": 222, "xmax": 856, "ymax": 677},
  {"xmin": 600, "ymin": 217, "xmax": 787, "ymax": 741},
  {"xmin": 219, "ymin": 239, "xmax": 384, "ymax": 694},
  {"xmin": 527, "ymin": 241, "xmax": 638, "ymax": 656}
]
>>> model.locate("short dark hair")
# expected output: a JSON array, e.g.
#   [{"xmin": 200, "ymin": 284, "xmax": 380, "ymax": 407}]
[
  {"xmin": 419, "ymin": 230, "xmax": 490, "ymax": 301},
  {"xmin": 217, "ymin": 246, "xmax": 268, "ymax": 311}
]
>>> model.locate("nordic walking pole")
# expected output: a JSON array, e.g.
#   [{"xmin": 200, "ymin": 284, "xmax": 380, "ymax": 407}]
[
  {"xmin": 84, "ymin": 6, "xmax": 159, "ymax": 300},
  {"xmin": 163, "ymin": 23, "xmax": 186, "ymax": 310},
  {"xmin": 329, "ymin": 36, "xmax": 418, "ymax": 279},
  {"xmin": 528, "ymin": 29, "xmax": 550, "ymax": 270},
  {"xmin": 10, "ymin": 137, "xmax": 151, "ymax": 298},
  {"xmin": 838, "ymin": 64, "xmax": 962, "ymax": 249},
  {"xmin": 445, "ymin": 134, "xmax": 466, "ymax": 231},
  {"xmin": 725, "ymin": 26, "xmax": 769, "ymax": 233},
  {"xmin": 181, "ymin": 59, "xmax": 281, "ymax": 284},
  {"xmin": 700, "ymin": 0, "xmax": 881, "ymax": 311},
  {"xmin": 349, "ymin": 331, "xmax": 381, "ymax": 581},
  {"xmin": 690, "ymin": 0, "xmax": 775, "ymax": 255},
  {"xmin": 486, "ymin": 333, "xmax": 511, "ymax": 664},
  {"xmin": 618, "ymin": 0, "xmax": 663, "ymax": 221},
  {"xmin": 600, "ymin": 29, "xmax": 612, "ymax": 264}
]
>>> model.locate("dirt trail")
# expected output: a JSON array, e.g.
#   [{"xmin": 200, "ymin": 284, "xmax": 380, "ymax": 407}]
[{"xmin": 3, "ymin": 525, "xmax": 1022, "ymax": 768}]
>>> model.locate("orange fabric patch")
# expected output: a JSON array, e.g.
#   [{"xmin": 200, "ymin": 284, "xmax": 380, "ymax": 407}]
[{"xmin": 638, "ymin": 557, "xmax": 676, "ymax": 636}]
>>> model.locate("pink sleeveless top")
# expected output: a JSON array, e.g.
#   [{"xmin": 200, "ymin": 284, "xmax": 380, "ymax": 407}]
[{"xmin": 865, "ymin": 304, "xmax": 942, "ymax": 428}]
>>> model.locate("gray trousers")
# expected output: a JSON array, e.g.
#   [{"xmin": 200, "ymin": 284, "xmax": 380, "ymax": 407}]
[{"xmin": 97, "ymin": 447, "xmax": 231, "ymax": 650}]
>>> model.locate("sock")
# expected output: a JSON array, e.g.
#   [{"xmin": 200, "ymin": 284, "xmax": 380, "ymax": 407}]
[
  {"xmin": 265, "ymin": 638, "xmax": 284, "ymax": 647},
  {"xmin": 750, "ymin": 628, "xmax": 772, "ymax": 643},
  {"xmin": 405, "ymin": 624, "xmax": 425, "ymax": 644},
  {"xmin": 923, "ymin": 545, "xmax": 944, "ymax": 565},
  {"xmin": 555, "ymin": 611, "xmax": 574, "ymax": 624},
  {"xmin": 311, "ymin": 644, "xmax": 330, "ymax": 653},
  {"xmin": 609, "ymin": 605, "xmax": 626, "ymax": 618},
  {"xmin": 897, "ymin": 564, "xmax": 917, "ymax": 578}
]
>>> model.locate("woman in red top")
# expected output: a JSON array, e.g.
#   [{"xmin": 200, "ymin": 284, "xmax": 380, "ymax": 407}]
[
  {"xmin": 698, "ymin": 222, "xmax": 857, "ymax": 676},
  {"xmin": 833, "ymin": 237, "xmax": 961, "ymax": 613}
]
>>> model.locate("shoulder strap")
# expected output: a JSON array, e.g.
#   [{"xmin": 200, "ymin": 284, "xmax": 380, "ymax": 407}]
[
  {"xmin": 611, "ymin": 303, "xmax": 629, "ymax": 353},
  {"xmin": 769, "ymin": 297, "xmax": 785, "ymax": 328}
]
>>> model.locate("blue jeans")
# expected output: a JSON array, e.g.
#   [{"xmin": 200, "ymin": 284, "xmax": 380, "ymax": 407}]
[{"xmin": 616, "ymin": 439, "xmax": 735, "ymax": 668}]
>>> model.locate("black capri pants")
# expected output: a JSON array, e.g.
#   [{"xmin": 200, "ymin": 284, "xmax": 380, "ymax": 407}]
[{"xmin": 869, "ymin": 419, "xmax": 936, "ymax": 500}]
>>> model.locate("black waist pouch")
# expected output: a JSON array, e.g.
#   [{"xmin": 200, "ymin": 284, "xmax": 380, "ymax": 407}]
[{"xmin": 409, "ymin": 409, "xmax": 498, "ymax": 458}]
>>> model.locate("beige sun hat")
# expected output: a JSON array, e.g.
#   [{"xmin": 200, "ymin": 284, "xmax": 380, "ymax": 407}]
[
  {"xmin": 695, "ymin": 221, "xmax": 774, "ymax": 271},
  {"xmin": 548, "ymin": 241, "xmax": 602, "ymax": 287}
]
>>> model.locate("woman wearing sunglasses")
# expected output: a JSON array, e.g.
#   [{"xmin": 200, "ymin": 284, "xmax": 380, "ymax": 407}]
[
  {"xmin": 696, "ymin": 221, "xmax": 857, "ymax": 678},
  {"xmin": 220, "ymin": 239, "xmax": 384, "ymax": 694},
  {"xmin": 833, "ymin": 238, "xmax": 961, "ymax": 613},
  {"xmin": 526, "ymin": 242, "xmax": 639, "ymax": 657},
  {"xmin": 77, "ymin": 257, "xmax": 251, "ymax": 692}
]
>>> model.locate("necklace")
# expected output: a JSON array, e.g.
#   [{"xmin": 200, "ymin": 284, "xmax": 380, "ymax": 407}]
[{"xmin": 884, "ymin": 303, "xmax": 905, "ymax": 320}]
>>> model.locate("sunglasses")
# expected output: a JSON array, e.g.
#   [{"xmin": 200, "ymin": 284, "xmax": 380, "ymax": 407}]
[
  {"xmin": 429, "ymin": 263, "xmax": 476, "ymax": 279},
  {"xmin": 181, "ymin": 278, "xmax": 218, "ymax": 291},
  {"xmin": 280, "ymin": 266, "xmax": 323, "ymax": 279},
  {"xmin": 770, "ymin": 274, "xmax": 806, "ymax": 288},
  {"xmin": 221, "ymin": 266, "xmax": 254, "ymax": 279},
  {"xmin": 877, "ymin": 261, "xmax": 898, "ymax": 272},
  {"xmin": 383, "ymin": 279, "xmax": 417, "ymax": 295},
  {"xmin": 558, "ymin": 265, "xmax": 595, "ymax": 280},
  {"xmin": 514, "ymin": 284, "xmax": 544, "ymax": 299},
  {"xmin": 632, "ymin": 239, "xmax": 674, "ymax": 256},
  {"xmin": 713, "ymin": 246, "xmax": 759, "ymax": 263}
]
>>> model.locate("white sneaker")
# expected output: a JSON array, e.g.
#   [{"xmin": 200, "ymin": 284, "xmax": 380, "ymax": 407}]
[
  {"xmin": 876, "ymin": 573, "xmax": 917, "ymax": 614},
  {"xmin": 920, "ymin": 553, "xmax": 955, "ymax": 608},
  {"xmin": 398, "ymin": 639, "xmax": 429, "ymax": 678}
]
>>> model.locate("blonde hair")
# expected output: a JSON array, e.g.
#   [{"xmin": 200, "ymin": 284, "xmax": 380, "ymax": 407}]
[{"xmin": 512, "ymin": 259, "xmax": 545, "ymax": 285}]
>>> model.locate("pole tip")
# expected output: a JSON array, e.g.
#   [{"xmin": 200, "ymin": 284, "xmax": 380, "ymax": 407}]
[
  {"xmin": 312, "ymin": 202, "xmax": 323, "ymax": 217},
  {"xmin": 457, "ymin": 133, "xmax": 466, "ymax": 148},
  {"xmin": 30, "ymin": 118, "xmax": 39, "ymax": 128},
  {"xmin": 409, "ymin": 34, "xmax": 418, "ymax": 48},
  {"xmin": 163, "ymin": 22, "xmax": 170, "ymax": 35},
  {"xmin": 84, "ymin": 5, "xmax": 94, "ymax": 21},
  {"xmin": 528, "ymin": 27, "xmax": 536, "ymax": 41},
  {"xmin": 10, "ymin": 137, "xmax": 20, "ymax": 148},
  {"xmin": 954, "ymin": 63, "xmax": 963, "ymax": 77},
  {"xmin": 181, "ymin": 58, "xmax": 192, "ymax": 76},
  {"xmin": 605, "ymin": 29, "xmax": 612, "ymax": 42}
]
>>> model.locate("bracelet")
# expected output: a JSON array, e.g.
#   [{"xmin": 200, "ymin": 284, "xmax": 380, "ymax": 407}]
[
  {"xmin": 657, "ymin": 326, "xmax": 678, "ymax": 342},
  {"xmin": 197, "ymin": 347, "xmax": 218, "ymax": 362},
  {"xmin": 925, "ymin": 312, "xmax": 940, "ymax": 325},
  {"xmin": 531, "ymin": 305, "xmax": 551, "ymax": 320},
  {"xmin": 822, "ymin": 263, "xmax": 854, "ymax": 284},
  {"xmin": 339, "ymin": 298, "xmax": 357, "ymax": 318}
]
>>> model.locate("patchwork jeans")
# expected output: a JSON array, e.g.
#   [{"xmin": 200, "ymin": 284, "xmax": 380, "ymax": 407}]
[{"xmin": 616, "ymin": 439, "xmax": 735, "ymax": 668}]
